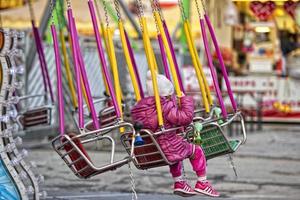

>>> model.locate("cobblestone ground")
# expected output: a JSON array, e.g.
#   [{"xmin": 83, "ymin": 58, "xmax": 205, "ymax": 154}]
[{"xmin": 27, "ymin": 128, "xmax": 300, "ymax": 200}]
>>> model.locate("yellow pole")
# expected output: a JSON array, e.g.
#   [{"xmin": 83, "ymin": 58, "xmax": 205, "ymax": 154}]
[
  {"xmin": 118, "ymin": 21, "xmax": 141, "ymax": 101},
  {"xmin": 186, "ymin": 21, "xmax": 213, "ymax": 105},
  {"xmin": 183, "ymin": 22, "xmax": 210, "ymax": 112},
  {"xmin": 154, "ymin": 11, "xmax": 182, "ymax": 97},
  {"xmin": 141, "ymin": 16, "xmax": 163, "ymax": 126},
  {"xmin": 100, "ymin": 22, "xmax": 111, "ymax": 95},
  {"xmin": 60, "ymin": 30, "xmax": 78, "ymax": 108},
  {"xmin": 106, "ymin": 27, "xmax": 123, "ymax": 116}
]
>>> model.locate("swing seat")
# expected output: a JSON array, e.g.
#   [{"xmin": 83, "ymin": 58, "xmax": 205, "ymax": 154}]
[
  {"xmin": 83, "ymin": 95, "xmax": 125, "ymax": 131},
  {"xmin": 52, "ymin": 121, "xmax": 135, "ymax": 179},
  {"xmin": 17, "ymin": 106, "xmax": 52, "ymax": 130},
  {"xmin": 121, "ymin": 127, "xmax": 182, "ymax": 170},
  {"xmin": 188, "ymin": 111, "xmax": 246, "ymax": 160},
  {"xmin": 99, "ymin": 106, "xmax": 119, "ymax": 127}
]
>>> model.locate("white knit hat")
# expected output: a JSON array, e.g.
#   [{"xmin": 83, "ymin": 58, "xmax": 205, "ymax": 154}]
[{"xmin": 146, "ymin": 70, "xmax": 174, "ymax": 97}]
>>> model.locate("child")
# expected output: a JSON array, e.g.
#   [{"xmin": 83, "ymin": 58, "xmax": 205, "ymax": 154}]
[{"xmin": 131, "ymin": 72, "xmax": 220, "ymax": 197}]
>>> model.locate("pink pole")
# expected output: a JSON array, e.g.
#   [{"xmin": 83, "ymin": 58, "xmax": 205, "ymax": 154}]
[
  {"xmin": 67, "ymin": 9, "xmax": 84, "ymax": 128},
  {"xmin": 200, "ymin": 19, "xmax": 227, "ymax": 118},
  {"xmin": 51, "ymin": 24, "xmax": 65, "ymax": 135},
  {"xmin": 72, "ymin": 17, "xmax": 100, "ymax": 130},
  {"xmin": 88, "ymin": 0, "xmax": 121, "ymax": 118},
  {"xmin": 204, "ymin": 14, "xmax": 237, "ymax": 111}
]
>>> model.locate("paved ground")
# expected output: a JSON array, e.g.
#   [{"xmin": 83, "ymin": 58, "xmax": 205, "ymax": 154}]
[{"xmin": 26, "ymin": 127, "xmax": 300, "ymax": 200}]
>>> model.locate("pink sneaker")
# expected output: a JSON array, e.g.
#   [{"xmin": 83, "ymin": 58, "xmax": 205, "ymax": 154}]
[
  {"xmin": 194, "ymin": 181, "xmax": 220, "ymax": 197},
  {"xmin": 173, "ymin": 181, "xmax": 197, "ymax": 197}
]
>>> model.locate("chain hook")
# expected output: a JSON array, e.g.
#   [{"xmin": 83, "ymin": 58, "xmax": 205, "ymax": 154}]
[
  {"xmin": 150, "ymin": 0, "xmax": 160, "ymax": 35},
  {"xmin": 135, "ymin": 0, "xmax": 144, "ymax": 33},
  {"xmin": 50, "ymin": 0, "xmax": 55, "ymax": 25},
  {"xmin": 28, "ymin": 0, "xmax": 36, "ymax": 22},
  {"xmin": 113, "ymin": 0, "xmax": 122, "ymax": 22},
  {"xmin": 66, "ymin": 0, "xmax": 71, "ymax": 9},
  {"xmin": 101, "ymin": 0, "xmax": 110, "ymax": 28},
  {"xmin": 128, "ymin": 163, "xmax": 138, "ymax": 200},
  {"xmin": 177, "ymin": 0, "xmax": 187, "ymax": 21}
]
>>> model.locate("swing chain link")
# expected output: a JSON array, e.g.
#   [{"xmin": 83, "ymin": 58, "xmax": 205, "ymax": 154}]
[
  {"xmin": 128, "ymin": 163, "xmax": 138, "ymax": 200},
  {"xmin": 195, "ymin": 0, "xmax": 203, "ymax": 18},
  {"xmin": 154, "ymin": 0, "xmax": 165, "ymax": 21},
  {"xmin": 66, "ymin": 0, "xmax": 71, "ymax": 9},
  {"xmin": 228, "ymin": 154, "xmax": 238, "ymax": 179},
  {"xmin": 177, "ymin": 0, "xmax": 187, "ymax": 21},
  {"xmin": 28, "ymin": 0, "xmax": 36, "ymax": 22},
  {"xmin": 135, "ymin": 0, "xmax": 144, "ymax": 33},
  {"xmin": 150, "ymin": 0, "xmax": 160, "ymax": 35},
  {"xmin": 113, "ymin": 0, "xmax": 122, "ymax": 22},
  {"xmin": 94, "ymin": 0, "xmax": 103, "ymax": 22},
  {"xmin": 101, "ymin": 0, "xmax": 110, "ymax": 27},
  {"xmin": 50, "ymin": 0, "xmax": 55, "ymax": 25},
  {"xmin": 200, "ymin": 0, "xmax": 207, "ymax": 14}
]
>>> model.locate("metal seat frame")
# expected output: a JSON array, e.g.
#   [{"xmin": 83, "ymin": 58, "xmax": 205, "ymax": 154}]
[
  {"xmin": 188, "ymin": 110, "xmax": 247, "ymax": 160},
  {"xmin": 15, "ymin": 94, "xmax": 53, "ymax": 130},
  {"xmin": 121, "ymin": 127, "xmax": 186, "ymax": 170},
  {"xmin": 52, "ymin": 121, "xmax": 136, "ymax": 179}
]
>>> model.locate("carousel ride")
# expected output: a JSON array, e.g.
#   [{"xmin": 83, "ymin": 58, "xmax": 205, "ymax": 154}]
[{"xmin": 0, "ymin": 0, "xmax": 247, "ymax": 199}]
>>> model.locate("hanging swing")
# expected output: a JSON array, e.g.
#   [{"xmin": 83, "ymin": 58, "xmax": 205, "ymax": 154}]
[
  {"xmin": 15, "ymin": 0, "xmax": 54, "ymax": 131},
  {"xmin": 51, "ymin": 0, "xmax": 136, "ymax": 179},
  {"xmin": 185, "ymin": 0, "xmax": 247, "ymax": 160},
  {"xmin": 84, "ymin": 0, "xmax": 125, "ymax": 131},
  {"xmin": 120, "ymin": 0, "xmax": 189, "ymax": 170}
]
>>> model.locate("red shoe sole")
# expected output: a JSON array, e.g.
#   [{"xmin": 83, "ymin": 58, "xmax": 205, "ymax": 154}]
[{"xmin": 174, "ymin": 190, "xmax": 197, "ymax": 197}]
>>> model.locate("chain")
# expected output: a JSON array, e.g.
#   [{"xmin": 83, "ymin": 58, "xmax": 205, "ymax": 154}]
[
  {"xmin": 177, "ymin": 0, "xmax": 186, "ymax": 21},
  {"xmin": 94, "ymin": 0, "xmax": 103, "ymax": 23},
  {"xmin": 156, "ymin": 0, "xmax": 165, "ymax": 21},
  {"xmin": 150, "ymin": 0, "xmax": 160, "ymax": 35},
  {"xmin": 195, "ymin": 0, "xmax": 202, "ymax": 18},
  {"xmin": 228, "ymin": 154, "xmax": 238, "ymax": 179},
  {"xmin": 101, "ymin": 0, "xmax": 110, "ymax": 27},
  {"xmin": 50, "ymin": 0, "xmax": 55, "ymax": 25},
  {"xmin": 28, "ymin": 0, "xmax": 36, "ymax": 22},
  {"xmin": 66, "ymin": 0, "xmax": 71, "ymax": 9},
  {"xmin": 200, "ymin": 0, "xmax": 207, "ymax": 14},
  {"xmin": 135, "ymin": 0, "xmax": 144, "ymax": 33},
  {"xmin": 113, "ymin": 0, "xmax": 121, "ymax": 22},
  {"xmin": 128, "ymin": 163, "xmax": 138, "ymax": 200}
]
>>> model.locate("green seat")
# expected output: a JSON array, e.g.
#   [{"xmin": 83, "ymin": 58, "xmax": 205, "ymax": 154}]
[
  {"xmin": 229, "ymin": 140, "xmax": 241, "ymax": 152},
  {"xmin": 189, "ymin": 125, "xmax": 241, "ymax": 160}
]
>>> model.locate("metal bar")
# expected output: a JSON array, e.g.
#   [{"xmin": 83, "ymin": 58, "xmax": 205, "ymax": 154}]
[
  {"xmin": 25, "ymin": 0, "xmax": 54, "ymax": 72},
  {"xmin": 117, "ymin": 0, "xmax": 142, "ymax": 38}
]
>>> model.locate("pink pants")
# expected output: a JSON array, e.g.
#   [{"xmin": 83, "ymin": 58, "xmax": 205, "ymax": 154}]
[{"xmin": 169, "ymin": 146, "xmax": 206, "ymax": 177}]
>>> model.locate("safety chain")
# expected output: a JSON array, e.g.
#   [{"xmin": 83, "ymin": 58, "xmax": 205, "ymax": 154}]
[
  {"xmin": 150, "ymin": 0, "xmax": 160, "ymax": 34},
  {"xmin": 66, "ymin": 0, "xmax": 71, "ymax": 9},
  {"xmin": 50, "ymin": 0, "xmax": 55, "ymax": 25},
  {"xmin": 135, "ymin": 0, "xmax": 144, "ymax": 33},
  {"xmin": 153, "ymin": 0, "xmax": 164, "ymax": 21},
  {"xmin": 195, "ymin": 0, "xmax": 203, "ymax": 18},
  {"xmin": 28, "ymin": 0, "xmax": 36, "ymax": 22},
  {"xmin": 228, "ymin": 154, "xmax": 238, "ymax": 178},
  {"xmin": 177, "ymin": 0, "xmax": 187, "ymax": 21},
  {"xmin": 113, "ymin": 0, "xmax": 122, "ymax": 22},
  {"xmin": 128, "ymin": 163, "xmax": 138, "ymax": 200},
  {"xmin": 101, "ymin": 0, "xmax": 110, "ymax": 27},
  {"xmin": 200, "ymin": 0, "xmax": 207, "ymax": 14}
]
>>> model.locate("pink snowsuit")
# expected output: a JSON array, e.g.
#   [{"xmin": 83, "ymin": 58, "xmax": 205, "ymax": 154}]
[{"xmin": 131, "ymin": 96, "xmax": 206, "ymax": 178}]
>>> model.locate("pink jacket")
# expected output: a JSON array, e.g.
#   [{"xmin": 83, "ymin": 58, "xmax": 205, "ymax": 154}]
[{"xmin": 131, "ymin": 96, "xmax": 195, "ymax": 162}]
